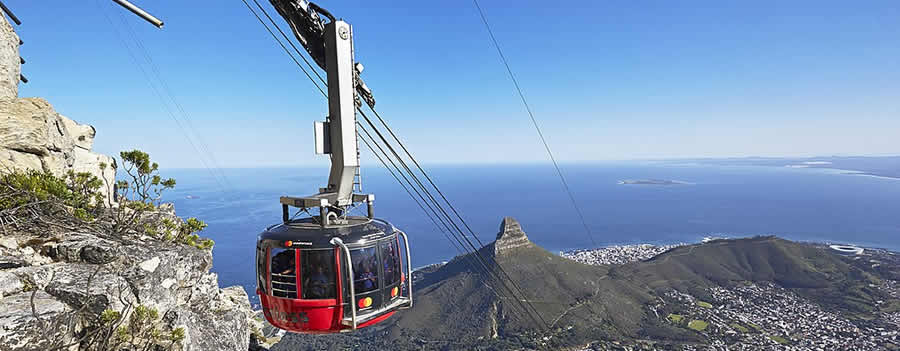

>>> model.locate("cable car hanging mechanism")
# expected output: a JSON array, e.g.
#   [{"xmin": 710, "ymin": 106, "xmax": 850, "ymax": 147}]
[{"xmin": 257, "ymin": 0, "xmax": 412, "ymax": 334}]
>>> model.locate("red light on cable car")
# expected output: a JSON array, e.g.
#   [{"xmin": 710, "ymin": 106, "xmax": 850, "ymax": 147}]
[
  {"xmin": 284, "ymin": 240, "xmax": 292, "ymax": 247},
  {"xmin": 391, "ymin": 287, "xmax": 399, "ymax": 298},
  {"xmin": 358, "ymin": 297, "xmax": 373, "ymax": 309}
]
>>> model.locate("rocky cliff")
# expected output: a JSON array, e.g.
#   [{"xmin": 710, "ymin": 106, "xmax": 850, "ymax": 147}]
[
  {"xmin": 0, "ymin": 13, "xmax": 258, "ymax": 351},
  {"xmin": 0, "ymin": 213, "xmax": 255, "ymax": 351},
  {"xmin": 0, "ymin": 13, "xmax": 18, "ymax": 99},
  {"xmin": 0, "ymin": 98, "xmax": 117, "ymax": 204},
  {"xmin": 493, "ymin": 217, "xmax": 531, "ymax": 255},
  {"xmin": 0, "ymin": 15, "xmax": 115, "ymax": 204}
]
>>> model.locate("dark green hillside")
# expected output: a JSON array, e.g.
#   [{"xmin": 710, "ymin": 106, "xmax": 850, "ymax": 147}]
[
  {"xmin": 616, "ymin": 236, "xmax": 884, "ymax": 314},
  {"xmin": 274, "ymin": 224, "xmax": 896, "ymax": 350},
  {"xmin": 390, "ymin": 217, "xmax": 653, "ymax": 345}
]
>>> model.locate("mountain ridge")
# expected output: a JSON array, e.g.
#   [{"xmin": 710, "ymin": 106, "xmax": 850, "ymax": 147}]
[{"xmin": 274, "ymin": 218, "xmax": 898, "ymax": 350}]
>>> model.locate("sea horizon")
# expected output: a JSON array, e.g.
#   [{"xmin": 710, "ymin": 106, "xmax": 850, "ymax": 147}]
[{"xmin": 158, "ymin": 161, "xmax": 900, "ymax": 301}]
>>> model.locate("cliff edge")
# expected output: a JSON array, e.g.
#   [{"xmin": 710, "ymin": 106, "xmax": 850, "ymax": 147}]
[{"xmin": 0, "ymin": 13, "xmax": 258, "ymax": 351}]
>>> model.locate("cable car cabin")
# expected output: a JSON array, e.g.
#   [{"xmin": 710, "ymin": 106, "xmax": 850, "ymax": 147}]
[{"xmin": 256, "ymin": 217, "xmax": 412, "ymax": 333}]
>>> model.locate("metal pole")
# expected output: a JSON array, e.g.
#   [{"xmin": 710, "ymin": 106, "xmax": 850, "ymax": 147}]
[
  {"xmin": 322, "ymin": 20, "xmax": 358, "ymax": 206},
  {"xmin": 0, "ymin": 1, "xmax": 21, "ymax": 25},
  {"xmin": 319, "ymin": 206, "xmax": 328, "ymax": 227},
  {"xmin": 398, "ymin": 231, "xmax": 413, "ymax": 309},
  {"xmin": 112, "ymin": 0, "xmax": 164, "ymax": 28},
  {"xmin": 330, "ymin": 237, "xmax": 357, "ymax": 329}
]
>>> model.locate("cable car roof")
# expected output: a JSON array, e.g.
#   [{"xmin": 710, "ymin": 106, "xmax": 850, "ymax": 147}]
[{"xmin": 259, "ymin": 217, "xmax": 396, "ymax": 248}]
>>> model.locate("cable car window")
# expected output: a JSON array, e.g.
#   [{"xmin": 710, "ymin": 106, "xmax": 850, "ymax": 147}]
[
  {"xmin": 270, "ymin": 248, "xmax": 297, "ymax": 299},
  {"xmin": 351, "ymin": 247, "xmax": 378, "ymax": 293},
  {"xmin": 381, "ymin": 240, "xmax": 401, "ymax": 285},
  {"xmin": 256, "ymin": 245, "xmax": 267, "ymax": 294},
  {"xmin": 301, "ymin": 250, "xmax": 336, "ymax": 299}
]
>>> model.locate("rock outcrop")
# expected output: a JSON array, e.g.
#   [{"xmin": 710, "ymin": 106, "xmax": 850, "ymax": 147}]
[
  {"xmin": 0, "ymin": 224, "xmax": 254, "ymax": 350},
  {"xmin": 0, "ymin": 13, "xmax": 18, "ymax": 99},
  {"xmin": 0, "ymin": 13, "xmax": 255, "ymax": 351},
  {"xmin": 0, "ymin": 97, "xmax": 117, "ymax": 204},
  {"xmin": 493, "ymin": 216, "xmax": 531, "ymax": 255},
  {"xmin": 0, "ymin": 14, "xmax": 115, "ymax": 204}
]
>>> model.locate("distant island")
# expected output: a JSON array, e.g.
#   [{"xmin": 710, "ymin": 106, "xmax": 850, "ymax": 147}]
[
  {"xmin": 676, "ymin": 156, "xmax": 900, "ymax": 180},
  {"xmin": 619, "ymin": 179, "xmax": 690, "ymax": 185}
]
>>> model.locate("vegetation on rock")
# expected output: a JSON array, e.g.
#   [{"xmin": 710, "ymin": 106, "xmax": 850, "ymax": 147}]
[
  {"xmin": 1, "ymin": 149, "xmax": 213, "ymax": 250},
  {"xmin": 1, "ymin": 169, "xmax": 105, "ymax": 222},
  {"xmin": 0, "ymin": 149, "xmax": 246, "ymax": 350}
]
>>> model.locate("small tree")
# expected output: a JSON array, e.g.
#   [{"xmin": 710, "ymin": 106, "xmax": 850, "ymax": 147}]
[
  {"xmin": 111, "ymin": 149, "xmax": 214, "ymax": 249},
  {"xmin": 112, "ymin": 150, "xmax": 176, "ymax": 235}
]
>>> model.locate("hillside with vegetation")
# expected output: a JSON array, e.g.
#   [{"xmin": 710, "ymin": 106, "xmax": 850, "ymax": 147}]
[{"xmin": 274, "ymin": 220, "xmax": 900, "ymax": 350}]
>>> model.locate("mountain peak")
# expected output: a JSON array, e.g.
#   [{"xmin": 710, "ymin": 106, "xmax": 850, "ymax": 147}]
[{"xmin": 494, "ymin": 217, "xmax": 530, "ymax": 255}]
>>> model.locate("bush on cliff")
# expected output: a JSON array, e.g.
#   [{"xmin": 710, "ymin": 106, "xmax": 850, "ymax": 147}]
[
  {"xmin": 83, "ymin": 305, "xmax": 186, "ymax": 350},
  {"xmin": 0, "ymin": 169, "xmax": 105, "ymax": 222},
  {"xmin": 0, "ymin": 149, "xmax": 213, "ymax": 249}
]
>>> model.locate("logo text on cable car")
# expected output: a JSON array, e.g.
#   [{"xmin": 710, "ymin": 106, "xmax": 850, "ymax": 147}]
[
  {"xmin": 283, "ymin": 240, "xmax": 312, "ymax": 247},
  {"xmin": 264, "ymin": 306, "xmax": 309, "ymax": 325}
]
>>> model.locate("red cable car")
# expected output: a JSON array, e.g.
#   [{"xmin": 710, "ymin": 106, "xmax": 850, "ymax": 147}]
[
  {"xmin": 256, "ymin": 1, "xmax": 413, "ymax": 333},
  {"xmin": 257, "ymin": 217, "xmax": 411, "ymax": 333}
]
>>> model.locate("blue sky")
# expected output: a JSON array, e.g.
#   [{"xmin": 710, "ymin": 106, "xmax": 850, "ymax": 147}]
[{"xmin": 10, "ymin": 0, "xmax": 900, "ymax": 168}]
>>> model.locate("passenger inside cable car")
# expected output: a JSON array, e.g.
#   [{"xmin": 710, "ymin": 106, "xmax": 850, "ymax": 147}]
[
  {"xmin": 301, "ymin": 250, "xmax": 335, "ymax": 299},
  {"xmin": 270, "ymin": 248, "xmax": 296, "ymax": 299}
]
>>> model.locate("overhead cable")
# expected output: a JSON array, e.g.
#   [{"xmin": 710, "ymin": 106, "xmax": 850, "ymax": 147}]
[{"xmin": 471, "ymin": 0, "xmax": 597, "ymax": 248}]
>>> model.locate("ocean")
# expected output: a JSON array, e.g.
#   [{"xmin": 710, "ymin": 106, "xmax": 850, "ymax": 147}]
[{"xmin": 160, "ymin": 162, "xmax": 900, "ymax": 303}]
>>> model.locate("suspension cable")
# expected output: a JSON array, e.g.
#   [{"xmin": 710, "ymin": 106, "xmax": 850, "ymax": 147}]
[
  {"xmin": 471, "ymin": 0, "xmax": 597, "ymax": 248},
  {"xmin": 94, "ymin": 0, "xmax": 228, "ymax": 193},
  {"xmin": 360, "ymin": 112, "xmax": 542, "ymax": 325},
  {"xmin": 113, "ymin": 9, "xmax": 232, "ymax": 191},
  {"xmin": 239, "ymin": 0, "xmax": 326, "ymax": 98},
  {"xmin": 358, "ymin": 109, "xmax": 548, "ymax": 328},
  {"xmin": 249, "ymin": 0, "xmax": 327, "ymax": 86},
  {"xmin": 237, "ymin": 0, "xmax": 548, "ymax": 329},
  {"xmin": 357, "ymin": 125, "xmax": 464, "ymax": 256}
]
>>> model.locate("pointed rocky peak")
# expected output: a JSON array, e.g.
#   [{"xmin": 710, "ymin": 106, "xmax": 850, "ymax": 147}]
[{"xmin": 494, "ymin": 217, "xmax": 531, "ymax": 255}]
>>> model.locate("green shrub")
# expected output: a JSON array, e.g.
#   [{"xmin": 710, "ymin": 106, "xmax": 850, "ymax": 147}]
[
  {"xmin": 1, "ymin": 169, "xmax": 103, "ymax": 221},
  {"xmin": 2, "ymin": 149, "xmax": 214, "ymax": 251},
  {"xmin": 92, "ymin": 305, "xmax": 185, "ymax": 350}
]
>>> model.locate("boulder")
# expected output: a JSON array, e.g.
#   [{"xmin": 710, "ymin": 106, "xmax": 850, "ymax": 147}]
[
  {"xmin": 0, "ymin": 271, "xmax": 23, "ymax": 297},
  {"xmin": 44, "ymin": 263, "xmax": 135, "ymax": 316},
  {"xmin": 0, "ymin": 255, "xmax": 27, "ymax": 270},
  {"xmin": 0, "ymin": 237, "xmax": 17, "ymax": 250},
  {"xmin": 11, "ymin": 264, "xmax": 61, "ymax": 290},
  {"xmin": 169, "ymin": 305, "xmax": 250, "ymax": 351},
  {"xmin": 0, "ymin": 97, "xmax": 116, "ymax": 204},
  {"xmin": 0, "ymin": 13, "xmax": 19, "ymax": 99},
  {"xmin": 0, "ymin": 98, "xmax": 57, "ymax": 156},
  {"xmin": 0, "ymin": 148, "xmax": 41, "ymax": 172},
  {"xmin": 0, "ymin": 291, "xmax": 76, "ymax": 351},
  {"xmin": 48, "ymin": 233, "xmax": 120, "ymax": 265},
  {"xmin": 59, "ymin": 114, "xmax": 96, "ymax": 150}
]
